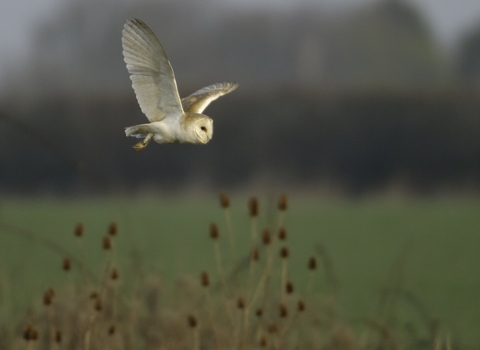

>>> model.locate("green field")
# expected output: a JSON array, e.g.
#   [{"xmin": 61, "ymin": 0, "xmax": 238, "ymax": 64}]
[{"xmin": 1, "ymin": 195, "xmax": 480, "ymax": 347}]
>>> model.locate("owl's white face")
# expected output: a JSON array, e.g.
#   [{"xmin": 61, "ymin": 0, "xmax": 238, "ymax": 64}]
[{"xmin": 194, "ymin": 118, "xmax": 213, "ymax": 144}]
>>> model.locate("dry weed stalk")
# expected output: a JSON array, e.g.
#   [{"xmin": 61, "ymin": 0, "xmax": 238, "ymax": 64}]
[
  {"xmin": 7, "ymin": 194, "xmax": 444, "ymax": 350},
  {"xmin": 220, "ymin": 192, "xmax": 237, "ymax": 263}
]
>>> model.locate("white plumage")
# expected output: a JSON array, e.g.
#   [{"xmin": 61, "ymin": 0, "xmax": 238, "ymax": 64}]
[{"xmin": 122, "ymin": 18, "xmax": 238, "ymax": 150}]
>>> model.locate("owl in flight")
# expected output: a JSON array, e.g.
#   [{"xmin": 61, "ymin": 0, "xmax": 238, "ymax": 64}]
[{"xmin": 122, "ymin": 18, "xmax": 238, "ymax": 150}]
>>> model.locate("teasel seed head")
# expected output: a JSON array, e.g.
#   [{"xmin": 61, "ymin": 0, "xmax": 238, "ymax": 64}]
[
  {"xmin": 200, "ymin": 271, "xmax": 210, "ymax": 287},
  {"xmin": 102, "ymin": 236, "xmax": 112, "ymax": 250},
  {"xmin": 280, "ymin": 246, "xmax": 289, "ymax": 259},
  {"xmin": 286, "ymin": 281, "xmax": 294, "ymax": 294},
  {"xmin": 279, "ymin": 303, "xmax": 288, "ymax": 318},
  {"xmin": 108, "ymin": 325, "xmax": 116, "ymax": 335},
  {"xmin": 94, "ymin": 298, "xmax": 103, "ymax": 312},
  {"xmin": 219, "ymin": 191, "xmax": 230, "ymax": 208},
  {"xmin": 262, "ymin": 229, "xmax": 271, "ymax": 245},
  {"xmin": 23, "ymin": 324, "xmax": 38, "ymax": 341},
  {"xmin": 251, "ymin": 248, "xmax": 259, "ymax": 262},
  {"xmin": 110, "ymin": 267, "xmax": 119, "ymax": 280},
  {"xmin": 278, "ymin": 227, "xmax": 287, "ymax": 240},
  {"xmin": 308, "ymin": 256, "xmax": 317, "ymax": 270},
  {"xmin": 298, "ymin": 299, "xmax": 306, "ymax": 312},
  {"xmin": 108, "ymin": 222, "xmax": 118, "ymax": 236},
  {"xmin": 268, "ymin": 324, "xmax": 278, "ymax": 334},
  {"xmin": 43, "ymin": 288, "xmax": 54, "ymax": 306},
  {"xmin": 255, "ymin": 308, "xmax": 263, "ymax": 318},
  {"xmin": 62, "ymin": 258, "xmax": 71, "ymax": 272},
  {"xmin": 248, "ymin": 197, "xmax": 259, "ymax": 217},
  {"xmin": 187, "ymin": 314, "xmax": 198, "ymax": 328},
  {"xmin": 278, "ymin": 194, "xmax": 288, "ymax": 211},
  {"xmin": 55, "ymin": 330, "xmax": 62, "ymax": 343},
  {"xmin": 209, "ymin": 223, "xmax": 219, "ymax": 239},
  {"xmin": 260, "ymin": 334, "xmax": 268, "ymax": 347},
  {"xmin": 237, "ymin": 297, "xmax": 245, "ymax": 310},
  {"xmin": 74, "ymin": 223, "xmax": 84, "ymax": 237}
]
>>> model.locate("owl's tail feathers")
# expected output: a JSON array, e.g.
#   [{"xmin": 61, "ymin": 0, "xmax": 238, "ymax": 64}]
[{"xmin": 125, "ymin": 124, "xmax": 151, "ymax": 138}]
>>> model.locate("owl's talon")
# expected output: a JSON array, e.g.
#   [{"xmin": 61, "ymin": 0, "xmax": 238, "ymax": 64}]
[{"xmin": 133, "ymin": 142, "xmax": 147, "ymax": 151}]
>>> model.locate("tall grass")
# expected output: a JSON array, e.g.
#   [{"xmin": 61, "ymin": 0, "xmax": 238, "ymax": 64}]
[{"xmin": 2, "ymin": 194, "xmax": 455, "ymax": 349}]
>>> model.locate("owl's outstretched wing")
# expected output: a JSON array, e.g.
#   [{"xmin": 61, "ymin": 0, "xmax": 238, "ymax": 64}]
[
  {"xmin": 181, "ymin": 82, "xmax": 238, "ymax": 114},
  {"xmin": 122, "ymin": 18, "xmax": 183, "ymax": 122}
]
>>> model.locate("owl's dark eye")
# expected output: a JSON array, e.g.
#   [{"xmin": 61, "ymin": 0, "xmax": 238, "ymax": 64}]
[{"xmin": 201, "ymin": 126, "xmax": 207, "ymax": 132}]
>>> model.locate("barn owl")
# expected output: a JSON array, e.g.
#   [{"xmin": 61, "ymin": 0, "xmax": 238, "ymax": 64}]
[{"xmin": 122, "ymin": 18, "xmax": 238, "ymax": 150}]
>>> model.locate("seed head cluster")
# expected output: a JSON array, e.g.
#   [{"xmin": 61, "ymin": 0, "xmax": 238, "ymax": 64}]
[
  {"xmin": 278, "ymin": 194, "xmax": 288, "ymax": 211},
  {"xmin": 286, "ymin": 281, "xmax": 294, "ymax": 294},
  {"xmin": 62, "ymin": 257, "xmax": 71, "ymax": 271},
  {"xmin": 237, "ymin": 297, "xmax": 245, "ymax": 310},
  {"xmin": 103, "ymin": 236, "xmax": 112, "ymax": 250},
  {"xmin": 187, "ymin": 314, "xmax": 197, "ymax": 328},
  {"xmin": 219, "ymin": 191, "xmax": 230, "ymax": 208},
  {"xmin": 110, "ymin": 267, "xmax": 119, "ymax": 280},
  {"xmin": 278, "ymin": 227, "xmax": 287, "ymax": 240},
  {"xmin": 74, "ymin": 223, "xmax": 84, "ymax": 237},
  {"xmin": 108, "ymin": 222, "xmax": 118, "ymax": 236},
  {"xmin": 262, "ymin": 229, "xmax": 271, "ymax": 245},
  {"xmin": 200, "ymin": 271, "xmax": 210, "ymax": 287},
  {"xmin": 209, "ymin": 223, "xmax": 219, "ymax": 239},
  {"xmin": 248, "ymin": 197, "xmax": 259, "ymax": 217},
  {"xmin": 251, "ymin": 248, "xmax": 259, "ymax": 262},
  {"xmin": 43, "ymin": 288, "xmax": 55, "ymax": 306},
  {"xmin": 23, "ymin": 325, "xmax": 39, "ymax": 341}
]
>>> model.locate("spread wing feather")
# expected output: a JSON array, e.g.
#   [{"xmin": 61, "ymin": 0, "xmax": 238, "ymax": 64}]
[
  {"xmin": 181, "ymin": 82, "xmax": 238, "ymax": 114},
  {"xmin": 122, "ymin": 18, "xmax": 183, "ymax": 122}
]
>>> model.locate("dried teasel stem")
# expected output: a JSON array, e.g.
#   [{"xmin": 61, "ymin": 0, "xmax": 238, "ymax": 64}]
[
  {"xmin": 250, "ymin": 229, "xmax": 275, "ymax": 310},
  {"xmin": 220, "ymin": 191, "xmax": 237, "ymax": 263},
  {"xmin": 234, "ymin": 297, "xmax": 247, "ymax": 348},
  {"xmin": 279, "ymin": 303, "xmax": 288, "ymax": 318},
  {"xmin": 209, "ymin": 223, "xmax": 227, "ymax": 294},
  {"xmin": 85, "ymin": 295, "xmax": 102, "ymax": 350},
  {"xmin": 297, "ymin": 299, "xmax": 305, "ymax": 312},
  {"xmin": 278, "ymin": 194, "xmax": 288, "ymax": 212},
  {"xmin": 280, "ymin": 247, "xmax": 289, "ymax": 303},
  {"xmin": 42, "ymin": 288, "xmax": 57, "ymax": 349},
  {"xmin": 307, "ymin": 256, "xmax": 317, "ymax": 294},
  {"xmin": 259, "ymin": 333, "xmax": 268, "ymax": 348},
  {"xmin": 278, "ymin": 227, "xmax": 287, "ymax": 241},
  {"xmin": 277, "ymin": 194, "xmax": 288, "ymax": 229},
  {"xmin": 246, "ymin": 197, "xmax": 260, "ymax": 303},
  {"xmin": 248, "ymin": 197, "xmax": 259, "ymax": 245},
  {"xmin": 54, "ymin": 330, "xmax": 62, "ymax": 344},
  {"xmin": 24, "ymin": 324, "xmax": 39, "ymax": 350},
  {"xmin": 187, "ymin": 315, "xmax": 200, "ymax": 350},
  {"xmin": 243, "ymin": 272, "xmax": 260, "ymax": 343},
  {"xmin": 200, "ymin": 272, "xmax": 219, "ymax": 349},
  {"xmin": 74, "ymin": 223, "xmax": 87, "ymax": 286}
]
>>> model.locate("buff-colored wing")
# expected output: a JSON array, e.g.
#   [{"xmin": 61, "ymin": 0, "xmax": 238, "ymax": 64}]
[
  {"xmin": 181, "ymin": 82, "xmax": 238, "ymax": 114},
  {"xmin": 122, "ymin": 18, "xmax": 183, "ymax": 122}
]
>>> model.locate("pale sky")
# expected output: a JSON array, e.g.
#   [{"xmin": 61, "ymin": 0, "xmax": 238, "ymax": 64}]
[{"xmin": 1, "ymin": 0, "xmax": 480, "ymax": 81}]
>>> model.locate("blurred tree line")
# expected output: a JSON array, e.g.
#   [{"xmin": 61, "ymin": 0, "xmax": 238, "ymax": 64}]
[{"xmin": 1, "ymin": 0, "xmax": 480, "ymax": 195}]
